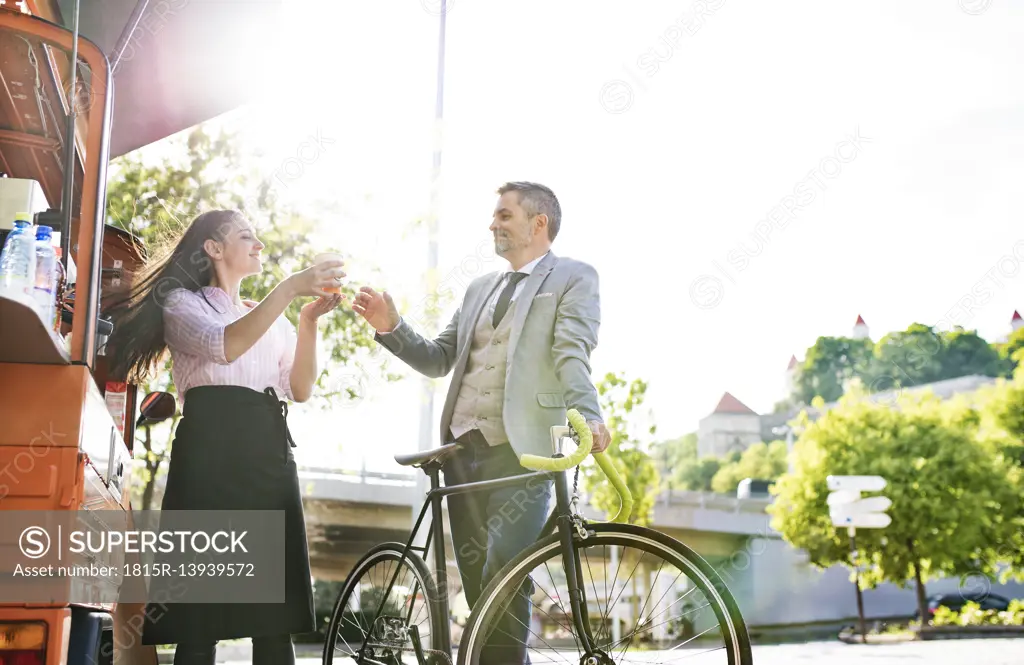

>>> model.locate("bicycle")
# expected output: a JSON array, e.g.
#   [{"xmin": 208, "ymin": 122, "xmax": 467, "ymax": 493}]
[{"xmin": 323, "ymin": 409, "xmax": 753, "ymax": 665}]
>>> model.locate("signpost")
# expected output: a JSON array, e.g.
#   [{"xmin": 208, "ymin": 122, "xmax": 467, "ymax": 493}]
[{"xmin": 826, "ymin": 475, "xmax": 891, "ymax": 644}]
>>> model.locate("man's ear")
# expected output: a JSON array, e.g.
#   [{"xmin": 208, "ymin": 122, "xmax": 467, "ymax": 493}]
[{"xmin": 534, "ymin": 213, "xmax": 549, "ymax": 236}]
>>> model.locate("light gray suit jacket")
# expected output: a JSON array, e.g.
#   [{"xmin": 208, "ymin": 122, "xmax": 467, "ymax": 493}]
[{"xmin": 374, "ymin": 251, "xmax": 603, "ymax": 459}]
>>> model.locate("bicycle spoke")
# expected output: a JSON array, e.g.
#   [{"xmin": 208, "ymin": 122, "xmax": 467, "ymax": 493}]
[
  {"xmin": 614, "ymin": 558, "xmax": 667, "ymax": 659},
  {"xmin": 487, "ymin": 625, "xmax": 576, "ymax": 664},
  {"xmin": 528, "ymin": 561, "xmax": 577, "ymax": 651},
  {"xmin": 582, "ymin": 547, "xmax": 608, "ymax": 645},
  {"xmin": 490, "ymin": 613, "xmax": 577, "ymax": 665},
  {"xmin": 602, "ymin": 550, "xmax": 646, "ymax": 638},
  {"xmin": 327, "ymin": 549, "xmax": 439, "ymax": 665},
  {"xmin": 543, "ymin": 559, "xmax": 583, "ymax": 654},
  {"xmin": 604, "ymin": 601, "xmax": 712, "ymax": 653}
]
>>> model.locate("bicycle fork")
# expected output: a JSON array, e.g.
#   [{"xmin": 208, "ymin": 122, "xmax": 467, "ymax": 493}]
[{"xmin": 553, "ymin": 469, "xmax": 603, "ymax": 662}]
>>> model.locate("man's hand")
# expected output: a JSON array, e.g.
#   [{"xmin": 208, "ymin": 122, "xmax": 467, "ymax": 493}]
[
  {"xmin": 352, "ymin": 286, "xmax": 401, "ymax": 333},
  {"xmin": 588, "ymin": 421, "xmax": 611, "ymax": 454}
]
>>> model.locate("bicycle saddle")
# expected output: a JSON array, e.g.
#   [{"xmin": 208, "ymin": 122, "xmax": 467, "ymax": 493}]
[{"xmin": 394, "ymin": 443, "xmax": 460, "ymax": 468}]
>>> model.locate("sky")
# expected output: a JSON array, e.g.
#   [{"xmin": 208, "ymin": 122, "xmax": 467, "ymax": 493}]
[{"xmin": 188, "ymin": 0, "xmax": 1024, "ymax": 472}]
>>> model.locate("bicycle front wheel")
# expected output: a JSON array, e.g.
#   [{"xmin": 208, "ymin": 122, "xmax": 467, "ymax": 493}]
[
  {"xmin": 324, "ymin": 543, "xmax": 443, "ymax": 665},
  {"xmin": 458, "ymin": 523, "xmax": 752, "ymax": 665}
]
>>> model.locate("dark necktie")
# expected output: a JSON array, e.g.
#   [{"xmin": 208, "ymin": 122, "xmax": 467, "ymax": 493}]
[{"xmin": 493, "ymin": 272, "xmax": 528, "ymax": 328}]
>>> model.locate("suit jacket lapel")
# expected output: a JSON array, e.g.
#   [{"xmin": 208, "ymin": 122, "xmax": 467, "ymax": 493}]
[
  {"xmin": 456, "ymin": 272, "xmax": 504, "ymax": 364},
  {"xmin": 508, "ymin": 251, "xmax": 558, "ymax": 363}
]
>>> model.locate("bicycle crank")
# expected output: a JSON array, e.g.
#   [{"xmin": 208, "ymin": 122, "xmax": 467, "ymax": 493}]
[{"xmin": 358, "ymin": 644, "xmax": 452, "ymax": 665}]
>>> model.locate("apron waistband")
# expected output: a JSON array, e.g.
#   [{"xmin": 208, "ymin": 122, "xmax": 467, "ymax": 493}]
[{"xmin": 263, "ymin": 387, "xmax": 297, "ymax": 449}]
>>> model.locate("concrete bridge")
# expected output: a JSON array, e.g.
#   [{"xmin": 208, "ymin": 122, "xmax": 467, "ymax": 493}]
[{"xmin": 296, "ymin": 466, "xmax": 780, "ymax": 581}]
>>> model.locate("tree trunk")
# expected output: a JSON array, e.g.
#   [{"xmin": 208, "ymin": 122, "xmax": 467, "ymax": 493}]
[
  {"xmin": 140, "ymin": 424, "xmax": 164, "ymax": 511},
  {"xmin": 142, "ymin": 459, "xmax": 160, "ymax": 510},
  {"xmin": 907, "ymin": 539, "xmax": 928, "ymax": 622}
]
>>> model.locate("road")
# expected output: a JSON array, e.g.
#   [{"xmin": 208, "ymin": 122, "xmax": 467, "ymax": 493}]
[
  {"xmin": 749, "ymin": 638, "xmax": 1024, "ymax": 663},
  {"xmin": 200, "ymin": 638, "xmax": 1024, "ymax": 664}
]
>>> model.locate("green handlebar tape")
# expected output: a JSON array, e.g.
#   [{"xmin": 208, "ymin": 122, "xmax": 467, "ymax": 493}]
[{"xmin": 520, "ymin": 408, "xmax": 634, "ymax": 524}]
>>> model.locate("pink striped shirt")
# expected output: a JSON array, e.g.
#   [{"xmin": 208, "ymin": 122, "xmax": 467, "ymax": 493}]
[{"xmin": 162, "ymin": 286, "xmax": 297, "ymax": 400}]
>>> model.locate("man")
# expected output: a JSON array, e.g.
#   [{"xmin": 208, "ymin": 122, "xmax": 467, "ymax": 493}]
[{"xmin": 353, "ymin": 181, "xmax": 610, "ymax": 664}]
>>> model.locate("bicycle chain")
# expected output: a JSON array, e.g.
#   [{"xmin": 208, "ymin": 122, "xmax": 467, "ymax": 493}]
[
  {"xmin": 360, "ymin": 644, "xmax": 452, "ymax": 665},
  {"xmin": 570, "ymin": 464, "xmax": 589, "ymax": 540}
]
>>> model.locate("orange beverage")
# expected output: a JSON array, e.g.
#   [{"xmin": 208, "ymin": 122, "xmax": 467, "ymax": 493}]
[{"xmin": 314, "ymin": 252, "xmax": 344, "ymax": 294}]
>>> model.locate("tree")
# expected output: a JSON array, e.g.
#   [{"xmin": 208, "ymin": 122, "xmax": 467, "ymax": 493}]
[
  {"xmin": 939, "ymin": 328, "xmax": 1005, "ymax": 380},
  {"xmin": 106, "ymin": 123, "xmax": 394, "ymax": 508},
  {"xmin": 767, "ymin": 382, "xmax": 1022, "ymax": 621},
  {"xmin": 790, "ymin": 325, "xmax": 1007, "ymax": 408},
  {"xmin": 677, "ymin": 457, "xmax": 724, "ymax": 492},
  {"xmin": 580, "ymin": 372, "xmax": 659, "ymax": 526},
  {"xmin": 709, "ymin": 441, "xmax": 788, "ymax": 495},
  {"xmin": 652, "ymin": 432, "xmax": 692, "ymax": 490},
  {"xmin": 997, "ymin": 327, "xmax": 1024, "ymax": 377},
  {"xmin": 792, "ymin": 337, "xmax": 874, "ymax": 404},
  {"xmin": 872, "ymin": 324, "xmax": 1004, "ymax": 393}
]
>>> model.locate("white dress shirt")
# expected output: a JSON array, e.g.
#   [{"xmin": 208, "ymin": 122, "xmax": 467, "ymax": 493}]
[
  {"xmin": 383, "ymin": 251, "xmax": 550, "ymax": 335},
  {"xmin": 484, "ymin": 251, "xmax": 550, "ymax": 319}
]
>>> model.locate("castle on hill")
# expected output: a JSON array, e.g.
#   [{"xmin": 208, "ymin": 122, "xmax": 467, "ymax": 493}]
[{"xmin": 696, "ymin": 311, "xmax": 1023, "ymax": 459}]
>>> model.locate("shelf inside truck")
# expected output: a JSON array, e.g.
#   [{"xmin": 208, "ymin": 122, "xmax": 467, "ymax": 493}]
[{"xmin": 0, "ymin": 293, "xmax": 70, "ymax": 365}]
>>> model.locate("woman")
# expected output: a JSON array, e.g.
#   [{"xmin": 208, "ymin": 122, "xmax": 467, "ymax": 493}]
[{"xmin": 107, "ymin": 209, "xmax": 345, "ymax": 665}]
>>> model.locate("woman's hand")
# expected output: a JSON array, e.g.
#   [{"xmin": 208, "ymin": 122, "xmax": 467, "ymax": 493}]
[
  {"xmin": 286, "ymin": 260, "xmax": 346, "ymax": 298},
  {"xmin": 300, "ymin": 294, "xmax": 343, "ymax": 323}
]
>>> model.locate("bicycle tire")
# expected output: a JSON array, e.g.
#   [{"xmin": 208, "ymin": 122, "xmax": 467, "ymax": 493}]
[
  {"xmin": 457, "ymin": 523, "xmax": 752, "ymax": 665},
  {"xmin": 323, "ymin": 543, "xmax": 445, "ymax": 665}
]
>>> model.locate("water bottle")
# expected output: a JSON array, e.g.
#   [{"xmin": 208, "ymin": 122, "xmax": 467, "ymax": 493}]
[
  {"xmin": 34, "ymin": 225, "xmax": 59, "ymax": 328},
  {"xmin": 0, "ymin": 215, "xmax": 37, "ymax": 307}
]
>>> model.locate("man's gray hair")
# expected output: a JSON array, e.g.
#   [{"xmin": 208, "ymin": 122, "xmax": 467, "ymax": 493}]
[{"xmin": 497, "ymin": 181, "xmax": 561, "ymax": 241}]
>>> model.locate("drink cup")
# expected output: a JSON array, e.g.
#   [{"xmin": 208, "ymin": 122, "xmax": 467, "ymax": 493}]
[{"xmin": 314, "ymin": 252, "xmax": 345, "ymax": 294}]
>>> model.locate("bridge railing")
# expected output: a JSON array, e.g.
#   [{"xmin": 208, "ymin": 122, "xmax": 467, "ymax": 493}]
[
  {"xmin": 297, "ymin": 467, "xmax": 774, "ymax": 511},
  {"xmin": 658, "ymin": 489, "xmax": 774, "ymax": 513},
  {"xmin": 297, "ymin": 465, "xmax": 417, "ymax": 486}
]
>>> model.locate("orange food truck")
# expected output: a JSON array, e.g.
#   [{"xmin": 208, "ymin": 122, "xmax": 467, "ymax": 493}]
[{"xmin": 0, "ymin": 1, "xmax": 282, "ymax": 662}]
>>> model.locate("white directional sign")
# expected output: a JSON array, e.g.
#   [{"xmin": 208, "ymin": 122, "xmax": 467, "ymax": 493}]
[
  {"xmin": 827, "ymin": 476, "xmax": 891, "ymax": 529},
  {"xmin": 827, "ymin": 475, "xmax": 887, "ymax": 492},
  {"xmin": 830, "ymin": 512, "xmax": 892, "ymax": 529},
  {"xmin": 826, "ymin": 490, "xmax": 861, "ymax": 506},
  {"xmin": 840, "ymin": 496, "xmax": 892, "ymax": 515}
]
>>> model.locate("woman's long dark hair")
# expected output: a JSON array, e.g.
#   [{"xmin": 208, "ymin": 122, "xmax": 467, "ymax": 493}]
[{"xmin": 106, "ymin": 209, "xmax": 245, "ymax": 384}]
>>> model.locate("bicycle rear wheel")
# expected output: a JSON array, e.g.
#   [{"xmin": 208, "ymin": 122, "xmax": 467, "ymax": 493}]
[
  {"xmin": 458, "ymin": 523, "xmax": 752, "ymax": 665},
  {"xmin": 324, "ymin": 543, "xmax": 444, "ymax": 665}
]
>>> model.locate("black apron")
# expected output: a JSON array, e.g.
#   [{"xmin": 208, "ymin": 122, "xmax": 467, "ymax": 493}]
[{"xmin": 141, "ymin": 385, "xmax": 316, "ymax": 645}]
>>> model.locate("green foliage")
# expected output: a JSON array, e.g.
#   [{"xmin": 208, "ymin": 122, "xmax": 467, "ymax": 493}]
[
  {"xmin": 791, "ymin": 324, "xmax": 1009, "ymax": 407},
  {"xmin": 940, "ymin": 329, "xmax": 1007, "ymax": 380},
  {"xmin": 793, "ymin": 336, "xmax": 874, "ymax": 404},
  {"xmin": 768, "ymin": 383, "xmax": 1023, "ymax": 616},
  {"xmin": 997, "ymin": 327, "xmax": 1024, "ymax": 377},
  {"xmin": 930, "ymin": 600, "xmax": 1024, "ymax": 627},
  {"xmin": 709, "ymin": 441, "xmax": 788, "ymax": 494},
  {"xmin": 654, "ymin": 434, "xmax": 787, "ymax": 494},
  {"xmin": 677, "ymin": 457, "xmax": 724, "ymax": 492},
  {"xmin": 652, "ymin": 432, "xmax": 715, "ymax": 492},
  {"xmin": 870, "ymin": 324, "xmax": 949, "ymax": 390},
  {"xmin": 975, "ymin": 370, "xmax": 1024, "ymax": 469},
  {"xmin": 109, "ymin": 123, "xmax": 397, "ymax": 508},
  {"xmin": 581, "ymin": 372, "xmax": 659, "ymax": 525},
  {"xmin": 106, "ymin": 123, "xmax": 392, "ymax": 405}
]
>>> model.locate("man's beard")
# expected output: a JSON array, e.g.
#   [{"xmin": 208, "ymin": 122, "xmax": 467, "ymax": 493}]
[{"xmin": 494, "ymin": 230, "xmax": 531, "ymax": 254}]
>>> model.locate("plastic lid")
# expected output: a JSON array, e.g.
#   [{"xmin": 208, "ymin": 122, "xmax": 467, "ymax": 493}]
[
  {"xmin": 14, "ymin": 212, "xmax": 30, "ymax": 222},
  {"xmin": 35, "ymin": 225, "xmax": 52, "ymax": 239}
]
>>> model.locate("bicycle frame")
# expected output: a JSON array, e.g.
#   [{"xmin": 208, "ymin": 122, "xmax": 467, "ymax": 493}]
[{"xmin": 357, "ymin": 448, "xmax": 601, "ymax": 664}]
